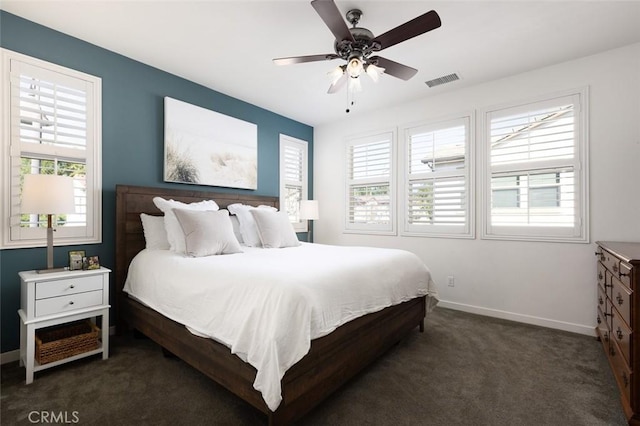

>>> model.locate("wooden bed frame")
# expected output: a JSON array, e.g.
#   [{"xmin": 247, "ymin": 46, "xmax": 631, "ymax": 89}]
[{"xmin": 115, "ymin": 184, "xmax": 427, "ymax": 425}]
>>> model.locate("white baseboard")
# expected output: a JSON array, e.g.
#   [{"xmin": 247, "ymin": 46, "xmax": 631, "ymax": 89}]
[
  {"xmin": 437, "ymin": 300, "xmax": 596, "ymax": 336},
  {"xmin": 1, "ymin": 325, "xmax": 117, "ymax": 366},
  {"xmin": 1, "ymin": 349, "xmax": 20, "ymax": 365}
]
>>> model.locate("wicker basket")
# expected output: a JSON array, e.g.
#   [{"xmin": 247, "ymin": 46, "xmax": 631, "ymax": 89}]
[{"xmin": 35, "ymin": 320, "xmax": 100, "ymax": 365}]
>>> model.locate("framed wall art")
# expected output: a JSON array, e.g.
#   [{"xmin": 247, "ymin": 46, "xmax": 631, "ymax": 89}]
[{"xmin": 163, "ymin": 97, "xmax": 258, "ymax": 190}]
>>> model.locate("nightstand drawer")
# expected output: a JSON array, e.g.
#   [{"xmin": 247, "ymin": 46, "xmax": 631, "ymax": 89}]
[
  {"xmin": 35, "ymin": 290, "xmax": 104, "ymax": 317},
  {"xmin": 35, "ymin": 275, "xmax": 103, "ymax": 300}
]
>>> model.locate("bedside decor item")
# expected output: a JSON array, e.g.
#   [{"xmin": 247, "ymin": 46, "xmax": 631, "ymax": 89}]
[
  {"xmin": 299, "ymin": 200, "xmax": 319, "ymax": 242},
  {"xmin": 21, "ymin": 174, "xmax": 76, "ymax": 273},
  {"xmin": 85, "ymin": 255, "xmax": 100, "ymax": 270},
  {"xmin": 68, "ymin": 250, "xmax": 85, "ymax": 271},
  {"xmin": 164, "ymin": 97, "xmax": 258, "ymax": 190},
  {"xmin": 35, "ymin": 320, "xmax": 100, "ymax": 365}
]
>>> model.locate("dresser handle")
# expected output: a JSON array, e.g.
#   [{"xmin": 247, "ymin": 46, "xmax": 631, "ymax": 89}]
[
  {"xmin": 617, "ymin": 328, "xmax": 623, "ymax": 340},
  {"xmin": 69, "ymin": 301, "xmax": 74, "ymax": 305},
  {"xmin": 616, "ymin": 294, "xmax": 624, "ymax": 305},
  {"xmin": 69, "ymin": 284, "xmax": 75, "ymax": 289}
]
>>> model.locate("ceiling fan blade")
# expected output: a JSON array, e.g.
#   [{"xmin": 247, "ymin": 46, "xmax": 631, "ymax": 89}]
[
  {"xmin": 369, "ymin": 56, "xmax": 418, "ymax": 81},
  {"xmin": 327, "ymin": 73, "xmax": 347, "ymax": 94},
  {"xmin": 273, "ymin": 53, "xmax": 339, "ymax": 65},
  {"xmin": 311, "ymin": 0, "xmax": 355, "ymax": 43},
  {"xmin": 373, "ymin": 10, "xmax": 441, "ymax": 51}
]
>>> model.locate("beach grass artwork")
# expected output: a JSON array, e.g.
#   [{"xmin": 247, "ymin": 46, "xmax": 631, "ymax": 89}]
[{"xmin": 164, "ymin": 97, "xmax": 258, "ymax": 190}]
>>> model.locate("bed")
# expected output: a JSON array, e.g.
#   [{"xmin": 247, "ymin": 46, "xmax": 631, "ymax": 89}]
[{"xmin": 115, "ymin": 184, "xmax": 437, "ymax": 425}]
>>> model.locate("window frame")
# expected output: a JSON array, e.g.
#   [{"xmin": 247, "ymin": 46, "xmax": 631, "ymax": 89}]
[
  {"xmin": 279, "ymin": 134, "xmax": 309, "ymax": 232},
  {"xmin": 1, "ymin": 48, "xmax": 103, "ymax": 249},
  {"xmin": 344, "ymin": 128, "xmax": 397, "ymax": 235},
  {"xmin": 399, "ymin": 113, "xmax": 475, "ymax": 239},
  {"xmin": 481, "ymin": 88, "xmax": 589, "ymax": 243}
]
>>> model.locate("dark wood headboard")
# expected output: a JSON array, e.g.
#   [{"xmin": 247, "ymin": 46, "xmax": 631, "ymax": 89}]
[{"xmin": 115, "ymin": 184, "xmax": 279, "ymax": 297}]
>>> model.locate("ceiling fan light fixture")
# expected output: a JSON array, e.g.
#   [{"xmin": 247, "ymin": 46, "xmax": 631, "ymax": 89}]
[
  {"xmin": 365, "ymin": 63, "xmax": 385, "ymax": 82},
  {"xmin": 327, "ymin": 65, "xmax": 345, "ymax": 84},
  {"xmin": 348, "ymin": 75, "xmax": 362, "ymax": 93},
  {"xmin": 346, "ymin": 57, "xmax": 364, "ymax": 78}
]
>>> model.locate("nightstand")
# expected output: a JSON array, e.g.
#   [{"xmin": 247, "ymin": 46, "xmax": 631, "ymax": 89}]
[{"xmin": 18, "ymin": 267, "xmax": 111, "ymax": 384}]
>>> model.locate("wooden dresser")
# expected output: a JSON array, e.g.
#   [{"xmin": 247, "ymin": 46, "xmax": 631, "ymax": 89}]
[{"xmin": 596, "ymin": 241, "xmax": 640, "ymax": 424}]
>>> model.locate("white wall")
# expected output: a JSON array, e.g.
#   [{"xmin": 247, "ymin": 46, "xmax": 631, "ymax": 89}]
[{"xmin": 313, "ymin": 42, "xmax": 640, "ymax": 335}]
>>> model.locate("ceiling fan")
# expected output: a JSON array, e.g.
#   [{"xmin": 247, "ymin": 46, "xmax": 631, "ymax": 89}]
[{"xmin": 273, "ymin": 0, "xmax": 441, "ymax": 94}]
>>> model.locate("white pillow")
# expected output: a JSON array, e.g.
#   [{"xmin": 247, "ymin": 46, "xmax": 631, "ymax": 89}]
[
  {"xmin": 250, "ymin": 209, "xmax": 300, "ymax": 248},
  {"xmin": 173, "ymin": 209, "xmax": 242, "ymax": 257},
  {"xmin": 228, "ymin": 213, "xmax": 244, "ymax": 244},
  {"xmin": 152, "ymin": 197, "xmax": 219, "ymax": 253},
  {"xmin": 140, "ymin": 213, "xmax": 170, "ymax": 250},
  {"xmin": 227, "ymin": 203, "xmax": 277, "ymax": 247}
]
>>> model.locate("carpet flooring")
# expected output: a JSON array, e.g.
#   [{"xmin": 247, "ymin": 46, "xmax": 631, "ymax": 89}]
[{"xmin": 0, "ymin": 307, "xmax": 628, "ymax": 425}]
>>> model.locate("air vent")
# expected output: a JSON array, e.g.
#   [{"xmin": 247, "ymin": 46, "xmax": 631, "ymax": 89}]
[{"xmin": 425, "ymin": 73, "xmax": 460, "ymax": 88}]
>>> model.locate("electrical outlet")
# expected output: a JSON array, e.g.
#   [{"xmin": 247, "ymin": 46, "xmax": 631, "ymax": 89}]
[{"xmin": 447, "ymin": 275, "xmax": 455, "ymax": 287}]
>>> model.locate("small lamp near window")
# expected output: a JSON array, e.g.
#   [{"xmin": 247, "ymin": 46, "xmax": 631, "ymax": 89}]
[
  {"xmin": 299, "ymin": 200, "xmax": 319, "ymax": 243},
  {"xmin": 21, "ymin": 174, "xmax": 75, "ymax": 273}
]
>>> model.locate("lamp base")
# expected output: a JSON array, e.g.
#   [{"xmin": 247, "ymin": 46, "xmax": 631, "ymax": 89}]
[{"xmin": 36, "ymin": 266, "xmax": 67, "ymax": 274}]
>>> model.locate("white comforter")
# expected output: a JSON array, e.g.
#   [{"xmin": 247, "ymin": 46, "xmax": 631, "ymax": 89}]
[{"xmin": 123, "ymin": 243, "xmax": 438, "ymax": 411}]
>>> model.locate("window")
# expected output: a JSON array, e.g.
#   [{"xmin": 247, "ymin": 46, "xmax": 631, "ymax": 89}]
[
  {"xmin": 401, "ymin": 115, "xmax": 473, "ymax": 238},
  {"xmin": 1, "ymin": 49, "xmax": 102, "ymax": 248},
  {"xmin": 279, "ymin": 135, "xmax": 308, "ymax": 232},
  {"xmin": 482, "ymin": 90, "xmax": 588, "ymax": 242},
  {"xmin": 345, "ymin": 130, "xmax": 396, "ymax": 234}
]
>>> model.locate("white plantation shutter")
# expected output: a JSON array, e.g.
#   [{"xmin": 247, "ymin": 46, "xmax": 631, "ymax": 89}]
[
  {"xmin": 402, "ymin": 116, "xmax": 472, "ymax": 237},
  {"xmin": 345, "ymin": 131, "xmax": 395, "ymax": 234},
  {"xmin": 483, "ymin": 91, "xmax": 588, "ymax": 242},
  {"xmin": 1, "ymin": 49, "xmax": 102, "ymax": 248},
  {"xmin": 279, "ymin": 135, "xmax": 308, "ymax": 232}
]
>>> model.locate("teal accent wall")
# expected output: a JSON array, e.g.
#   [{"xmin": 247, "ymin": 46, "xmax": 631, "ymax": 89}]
[{"xmin": 0, "ymin": 11, "xmax": 313, "ymax": 353}]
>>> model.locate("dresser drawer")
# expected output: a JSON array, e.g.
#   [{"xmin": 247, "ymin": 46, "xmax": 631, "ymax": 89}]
[
  {"xmin": 610, "ymin": 339, "xmax": 632, "ymax": 405},
  {"xmin": 597, "ymin": 262, "xmax": 607, "ymax": 290},
  {"xmin": 596, "ymin": 306, "xmax": 610, "ymax": 353},
  {"xmin": 619, "ymin": 262, "xmax": 633, "ymax": 288},
  {"xmin": 611, "ymin": 275, "xmax": 632, "ymax": 327},
  {"xmin": 601, "ymin": 249, "xmax": 621, "ymax": 276},
  {"xmin": 35, "ymin": 290, "xmax": 104, "ymax": 317},
  {"xmin": 35, "ymin": 275, "xmax": 104, "ymax": 300},
  {"xmin": 597, "ymin": 284, "xmax": 608, "ymax": 312},
  {"xmin": 612, "ymin": 311, "xmax": 632, "ymax": 364}
]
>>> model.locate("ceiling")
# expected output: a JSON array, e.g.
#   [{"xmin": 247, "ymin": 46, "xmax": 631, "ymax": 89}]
[{"xmin": 3, "ymin": 1, "xmax": 640, "ymax": 127}]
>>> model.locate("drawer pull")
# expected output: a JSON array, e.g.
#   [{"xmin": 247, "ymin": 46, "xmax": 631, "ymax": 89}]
[
  {"xmin": 617, "ymin": 328, "xmax": 623, "ymax": 340},
  {"xmin": 610, "ymin": 345, "xmax": 616, "ymax": 356},
  {"xmin": 616, "ymin": 294, "xmax": 624, "ymax": 305},
  {"xmin": 69, "ymin": 301, "xmax": 74, "ymax": 305},
  {"xmin": 598, "ymin": 272, "xmax": 603, "ymax": 281},
  {"xmin": 69, "ymin": 284, "xmax": 75, "ymax": 289},
  {"xmin": 613, "ymin": 264, "xmax": 619, "ymax": 273},
  {"xmin": 620, "ymin": 271, "xmax": 630, "ymax": 277},
  {"xmin": 597, "ymin": 315, "xmax": 602, "ymax": 324},
  {"xmin": 605, "ymin": 282, "xmax": 613, "ymax": 289},
  {"xmin": 598, "ymin": 296, "xmax": 604, "ymax": 305}
]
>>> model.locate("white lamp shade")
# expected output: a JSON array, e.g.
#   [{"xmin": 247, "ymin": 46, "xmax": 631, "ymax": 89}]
[
  {"xmin": 299, "ymin": 200, "xmax": 319, "ymax": 221},
  {"xmin": 21, "ymin": 174, "xmax": 76, "ymax": 214}
]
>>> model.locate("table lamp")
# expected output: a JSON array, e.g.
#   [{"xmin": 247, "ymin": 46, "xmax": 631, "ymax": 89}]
[
  {"xmin": 299, "ymin": 200, "xmax": 319, "ymax": 243},
  {"xmin": 21, "ymin": 174, "xmax": 76, "ymax": 273}
]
